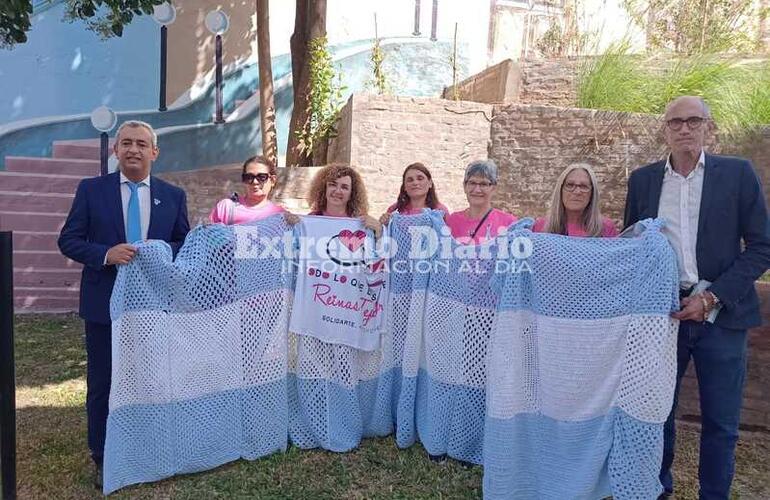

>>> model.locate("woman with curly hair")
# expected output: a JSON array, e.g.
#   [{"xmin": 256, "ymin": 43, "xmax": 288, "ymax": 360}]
[
  {"xmin": 532, "ymin": 163, "xmax": 618, "ymax": 237},
  {"xmin": 307, "ymin": 164, "xmax": 382, "ymax": 236},
  {"xmin": 379, "ymin": 162, "xmax": 449, "ymax": 225}
]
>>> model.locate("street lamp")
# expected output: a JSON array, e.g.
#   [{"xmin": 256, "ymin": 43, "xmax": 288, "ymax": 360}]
[
  {"xmin": 90, "ymin": 106, "xmax": 117, "ymax": 176},
  {"xmin": 152, "ymin": 2, "xmax": 177, "ymax": 112},
  {"xmin": 205, "ymin": 9, "xmax": 230, "ymax": 124}
]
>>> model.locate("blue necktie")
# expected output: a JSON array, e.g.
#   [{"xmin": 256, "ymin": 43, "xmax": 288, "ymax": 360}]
[{"xmin": 126, "ymin": 182, "xmax": 142, "ymax": 243}]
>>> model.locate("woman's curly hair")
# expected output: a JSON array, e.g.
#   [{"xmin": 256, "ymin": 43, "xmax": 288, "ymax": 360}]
[{"xmin": 307, "ymin": 164, "xmax": 369, "ymax": 217}]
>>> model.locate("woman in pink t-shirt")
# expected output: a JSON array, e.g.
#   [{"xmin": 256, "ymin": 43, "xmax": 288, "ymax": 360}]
[
  {"xmin": 532, "ymin": 163, "xmax": 619, "ymax": 238},
  {"xmin": 379, "ymin": 162, "xmax": 449, "ymax": 225},
  {"xmin": 445, "ymin": 160, "xmax": 517, "ymax": 245},
  {"xmin": 209, "ymin": 155, "xmax": 286, "ymax": 224}
]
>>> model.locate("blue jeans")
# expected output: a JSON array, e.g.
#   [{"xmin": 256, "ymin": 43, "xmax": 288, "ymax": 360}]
[{"xmin": 661, "ymin": 320, "xmax": 747, "ymax": 500}]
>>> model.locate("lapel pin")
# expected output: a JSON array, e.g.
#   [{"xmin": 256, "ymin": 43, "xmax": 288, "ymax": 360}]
[{"xmin": 154, "ymin": 198, "xmax": 161, "ymax": 206}]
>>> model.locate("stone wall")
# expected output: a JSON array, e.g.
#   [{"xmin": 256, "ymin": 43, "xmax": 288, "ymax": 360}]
[{"xmin": 328, "ymin": 94, "xmax": 493, "ymax": 215}]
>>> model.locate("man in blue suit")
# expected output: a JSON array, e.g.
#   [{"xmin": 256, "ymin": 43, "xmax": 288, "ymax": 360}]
[
  {"xmin": 58, "ymin": 120, "xmax": 189, "ymax": 487},
  {"xmin": 624, "ymin": 96, "xmax": 770, "ymax": 499}
]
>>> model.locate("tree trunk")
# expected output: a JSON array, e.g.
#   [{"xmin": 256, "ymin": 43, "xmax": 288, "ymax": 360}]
[
  {"xmin": 286, "ymin": 0, "xmax": 327, "ymax": 167},
  {"xmin": 257, "ymin": 0, "xmax": 277, "ymax": 168}
]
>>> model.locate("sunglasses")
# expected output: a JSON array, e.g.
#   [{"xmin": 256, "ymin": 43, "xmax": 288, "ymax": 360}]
[{"xmin": 242, "ymin": 173, "xmax": 271, "ymax": 184}]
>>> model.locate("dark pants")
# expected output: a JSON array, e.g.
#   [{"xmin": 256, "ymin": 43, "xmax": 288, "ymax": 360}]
[
  {"xmin": 661, "ymin": 320, "xmax": 747, "ymax": 500},
  {"xmin": 85, "ymin": 321, "xmax": 112, "ymax": 468}
]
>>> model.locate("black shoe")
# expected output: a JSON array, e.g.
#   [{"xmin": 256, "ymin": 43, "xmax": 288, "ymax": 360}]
[
  {"xmin": 93, "ymin": 465, "xmax": 103, "ymax": 490},
  {"xmin": 428, "ymin": 453, "xmax": 447, "ymax": 463},
  {"xmin": 657, "ymin": 493, "xmax": 672, "ymax": 499}
]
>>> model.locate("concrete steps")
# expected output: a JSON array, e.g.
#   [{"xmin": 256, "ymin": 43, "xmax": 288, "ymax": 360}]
[
  {"xmin": 13, "ymin": 267, "xmax": 81, "ymax": 288},
  {"xmin": 0, "ymin": 211, "xmax": 70, "ymax": 232},
  {"xmin": 0, "ymin": 142, "xmax": 97, "ymax": 313},
  {"xmin": 0, "ymin": 171, "xmax": 85, "ymax": 194},
  {"xmin": 13, "ymin": 250, "xmax": 80, "ymax": 269},
  {"xmin": 10, "ymin": 231, "xmax": 60, "ymax": 252},
  {"xmin": 52, "ymin": 138, "xmax": 113, "ymax": 161},
  {"xmin": 5, "ymin": 156, "xmax": 100, "ymax": 176},
  {"xmin": 0, "ymin": 192, "xmax": 75, "ymax": 213}
]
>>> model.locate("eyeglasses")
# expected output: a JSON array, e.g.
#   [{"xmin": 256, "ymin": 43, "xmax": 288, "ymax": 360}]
[
  {"xmin": 666, "ymin": 116, "xmax": 706, "ymax": 131},
  {"xmin": 465, "ymin": 180, "xmax": 494, "ymax": 190},
  {"xmin": 563, "ymin": 182, "xmax": 592, "ymax": 193},
  {"xmin": 242, "ymin": 173, "xmax": 271, "ymax": 184}
]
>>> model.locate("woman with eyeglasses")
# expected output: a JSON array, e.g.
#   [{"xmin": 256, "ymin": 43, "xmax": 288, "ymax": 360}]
[
  {"xmin": 209, "ymin": 155, "xmax": 286, "ymax": 224},
  {"xmin": 533, "ymin": 163, "xmax": 618, "ymax": 237},
  {"xmin": 379, "ymin": 162, "xmax": 449, "ymax": 225},
  {"xmin": 445, "ymin": 160, "xmax": 517, "ymax": 244}
]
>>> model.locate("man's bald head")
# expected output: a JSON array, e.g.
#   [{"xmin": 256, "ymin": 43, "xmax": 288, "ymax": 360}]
[
  {"xmin": 663, "ymin": 95, "xmax": 711, "ymax": 166},
  {"xmin": 664, "ymin": 96, "xmax": 711, "ymax": 121}
]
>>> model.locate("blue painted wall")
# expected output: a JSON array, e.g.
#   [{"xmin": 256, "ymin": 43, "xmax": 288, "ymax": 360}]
[{"xmin": 0, "ymin": 2, "xmax": 160, "ymax": 124}]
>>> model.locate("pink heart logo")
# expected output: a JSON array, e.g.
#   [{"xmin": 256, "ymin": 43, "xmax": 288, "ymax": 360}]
[{"xmin": 338, "ymin": 229, "xmax": 366, "ymax": 252}]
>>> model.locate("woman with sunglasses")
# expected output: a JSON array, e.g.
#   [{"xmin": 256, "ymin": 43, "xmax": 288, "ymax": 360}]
[
  {"xmin": 446, "ymin": 160, "xmax": 517, "ymax": 245},
  {"xmin": 532, "ymin": 163, "xmax": 618, "ymax": 237},
  {"xmin": 209, "ymin": 155, "xmax": 286, "ymax": 224},
  {"xmin": 379, "ymin": 162, "xmax": 449, "ymax": 225}
]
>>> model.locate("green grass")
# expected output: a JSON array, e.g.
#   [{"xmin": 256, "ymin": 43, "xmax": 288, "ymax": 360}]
[
  {"xmin": 577, "ymin": 44, "xmax": 770, "ymax": 139},
  {"xmin": 13, "ymin": 314, "xmax": 770, "ymax": 499}
]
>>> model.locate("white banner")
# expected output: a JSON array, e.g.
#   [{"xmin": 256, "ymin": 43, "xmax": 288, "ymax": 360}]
[{"xmin": 289, "ymin": 216, "xmax": 388, "ymax": 351}]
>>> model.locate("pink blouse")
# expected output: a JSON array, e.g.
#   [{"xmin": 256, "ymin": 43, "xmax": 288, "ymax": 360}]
[
  {"xmin": 445, "ymin": 208, "xmax": 518, "ymax": 245},
  {"xmin": 531, "ymin": 217, "xmax": 619, "ymax": 237},
  {"xmin": 209, "ymin": 199, "xmax": 285, "ymax": 225},
  {"xmin": 386, "ymin": 202, "xmax": 449, "ymax": 216}
]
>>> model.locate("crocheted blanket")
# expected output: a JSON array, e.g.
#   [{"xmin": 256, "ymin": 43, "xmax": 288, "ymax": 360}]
[{"xmin": 104, "ymin": 212, "xmax": 678, "ymax": 499}]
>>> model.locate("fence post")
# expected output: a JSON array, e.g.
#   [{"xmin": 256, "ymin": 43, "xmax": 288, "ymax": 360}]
[{"xmin": 0, "ymin": 231, "xmax": 16, "ymax": 500}]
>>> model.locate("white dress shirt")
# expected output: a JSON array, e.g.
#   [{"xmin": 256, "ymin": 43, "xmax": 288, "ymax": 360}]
[
  {"xmin": 658, "ymin": 150, "xmax": 705, "ymax": 288},
  {"xmin": 120, "ymin": 172, "xmax": 151, "ymax": 241}
]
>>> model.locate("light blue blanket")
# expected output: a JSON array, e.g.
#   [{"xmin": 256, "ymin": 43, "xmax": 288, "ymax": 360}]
[{"xmin": 104, "ymin": 212, "xmax": 678, "ymax": 499}]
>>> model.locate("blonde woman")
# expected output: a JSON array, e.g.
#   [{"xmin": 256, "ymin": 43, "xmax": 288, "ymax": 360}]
[{"xmin": 533, "ymin": 163, "xmax": 618, "ymax": 237}]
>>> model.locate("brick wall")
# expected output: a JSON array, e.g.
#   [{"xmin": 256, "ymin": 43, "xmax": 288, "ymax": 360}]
[
  {"xmin": 723, "ymin": 128, "xmax": 770, "ymax": 205},
  {"xmin": 518, "ymin": 58, "xmax": 580, "ymax": 107},
  {"xmin": 328, "ymin": 94, "xmax": 493, "ymax": 215},
  {"xmin": 677, "ymin": 283, "xmax": 770, "ymax": 432},
  {"xmin": 489, "ymin": 104, "xmax": 666, "ymax": 223},
  {"xmin": 442, "ymin": 59, "xmax": 520, "ymax": 104},
  {"xmin": 157, "ymin": 164, "xmax": 321, "ymax": 225}
]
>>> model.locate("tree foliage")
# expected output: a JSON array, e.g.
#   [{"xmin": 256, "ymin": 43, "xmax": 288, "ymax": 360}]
[
  {"xmin": 286, "ymin": 0, "xmax": 327, "ymax": 167},
  {"xmin": 296, "ymin": 35, "xmax": 345, "ymax": 160},
  {"xmin": 1, "ymin": 0, "xmax": 167, "ymax": 48},
  {"xmin": 623, "ymin": 0, "xmax": 761, "ymax": 53}
]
